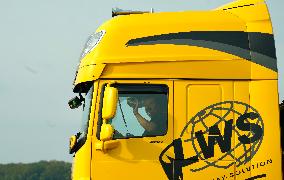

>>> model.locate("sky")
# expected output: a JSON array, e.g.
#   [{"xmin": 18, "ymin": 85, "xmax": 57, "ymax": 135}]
[{"xmin": 0, "ymin": 0, "xmax": 283, "ymax": 164}]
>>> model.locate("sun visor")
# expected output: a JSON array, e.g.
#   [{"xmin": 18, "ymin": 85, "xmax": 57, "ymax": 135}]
[{"xmin": 73, "ymin": 64, "xmax": 105, "ymax": 93}]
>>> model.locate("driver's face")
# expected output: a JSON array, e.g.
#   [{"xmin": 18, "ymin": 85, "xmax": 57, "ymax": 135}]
[{"xmin": 144, "ymin": 98, "xmax": 158, "ymax": 117}]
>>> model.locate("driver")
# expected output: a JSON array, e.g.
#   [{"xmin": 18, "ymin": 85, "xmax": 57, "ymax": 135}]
[{"xmin": 129, "ymin": 96, "xmax": 167, "ymax": 136}]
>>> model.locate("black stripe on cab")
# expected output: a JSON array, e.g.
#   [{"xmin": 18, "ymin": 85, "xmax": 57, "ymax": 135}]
[{"xmin": 126, "ymin": 31, "xmax": 277, "ymax": 72}]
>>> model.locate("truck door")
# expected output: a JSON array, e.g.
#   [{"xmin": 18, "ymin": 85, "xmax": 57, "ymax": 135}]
[{"xmin": 91, "ymin": 80, "xmax": 174, "ymax": 179}]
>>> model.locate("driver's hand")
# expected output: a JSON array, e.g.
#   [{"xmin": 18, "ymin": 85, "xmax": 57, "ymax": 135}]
[
  {"xmin": 127, "ymin": 97, "xmax": 139, "ymax": 115},
  {"xmin": 132, "ymin": 98, "xmax": 139, "ymax": 115}
]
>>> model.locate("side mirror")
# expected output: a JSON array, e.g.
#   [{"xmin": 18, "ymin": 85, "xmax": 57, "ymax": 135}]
[
  {"xmin": 100, "ymin": 83, "xmax": 118, "ymax": 140},
  {"xmin": 95, "ymin": 84, "xmax": 118, "ymax": 153},
  {"xmin": 68, "ymin": 94, "xmax": 84, "ymax": 109},
  {"xmin": 95, "ymin": 83, "xmax": 119, "ymax": 152},
  {"xmin": 100, "ymin": 123, "xmax": 114, "ymax": 141},
  {"xmin": 102, "ymin": 84, "xmax": 118, "ymax": 120}
]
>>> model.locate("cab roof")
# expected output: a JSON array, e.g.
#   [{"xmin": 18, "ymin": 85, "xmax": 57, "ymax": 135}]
[{"xmin": 73, "ymin": 0, "xmax": 277, "ymax": 92}]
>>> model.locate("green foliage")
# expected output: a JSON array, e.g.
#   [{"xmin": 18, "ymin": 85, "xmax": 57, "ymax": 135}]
[{"xmin": 0, "ymin": 161, "xmax": 71, "ymax": 180}]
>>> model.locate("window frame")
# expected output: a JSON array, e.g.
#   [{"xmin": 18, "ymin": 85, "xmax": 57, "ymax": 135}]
[
  {"xmin": 96, "ymin": 83, "xmax": 169, "ymax": 140},
  {"xmin": 72, "ymin": 84, "xmax": 94, "ymax": 153}
]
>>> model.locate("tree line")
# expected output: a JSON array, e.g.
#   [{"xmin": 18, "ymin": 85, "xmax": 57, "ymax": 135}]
[{"xmin": 0, "ymin": 160, "xmax": 71, "ymax": 180}]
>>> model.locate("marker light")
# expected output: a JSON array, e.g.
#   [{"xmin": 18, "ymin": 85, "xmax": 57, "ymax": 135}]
[{"xmin": 80, "ymin": 30, "xmax": 106, "ymax": 59}]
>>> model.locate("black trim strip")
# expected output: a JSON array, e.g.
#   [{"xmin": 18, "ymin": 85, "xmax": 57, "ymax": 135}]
[
  {"xmin": 126, "ymin": 31, "xmax": 277, "ymax": 72},
  {"xmin": 223, "ymin": 3, "xmax": 255, "ymax": 10},
  {"xmin": 245, "ymin": 174, "xmax": 267, "ymax": 180}
]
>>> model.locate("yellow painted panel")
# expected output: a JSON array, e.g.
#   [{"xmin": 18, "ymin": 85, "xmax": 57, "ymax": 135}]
[
  {"xmin": 92, "ymin": 161, "xmax": 168, "ymax": 180},
  {"xmin": 186, "ymin": 85, "xmax": 223, "ymax": 136},
  {"xmin": 217, "ymin": 0, "xmax": 272, "ymax": 34},
  {"xmin": 246, "ymin": 20, "xmax": 272, "ymax": 34},
  {"xmin": 74, "ymin": 64, "xmax": 105, "ymax": 86},
  {"xmin": 101, "ymin": 60, "xmax": 277, "ymax": 80},
  {"xmin": 233, "ymin": 81, "xmax": 252, "ymax": 179},
  {"xmin": 249, "ymin": 80, "xmax": 282, "ymax": 179},
  {"xmin": 183, "ymin": 160, "xmax": 235, "ymax": 179},
  {"xmin": 72, "ymin": 139, "xmax": 91, "ymax": 180},
  {"xmin": 174, "ymin": 80, "xmax": 236, "ymax": 178}
]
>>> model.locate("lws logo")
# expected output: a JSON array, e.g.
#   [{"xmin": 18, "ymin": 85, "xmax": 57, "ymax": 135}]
[{"xmin": 159, "ymin": 101, "xmax": 264, "ymax": 179}]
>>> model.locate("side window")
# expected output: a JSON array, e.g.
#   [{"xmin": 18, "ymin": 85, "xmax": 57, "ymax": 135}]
[
  {"xmin": 98, "ymin": 84, "xmax": 168, "ymax": 139},
  {"xmin": 79, "ymin": 85, "xmax": 94, "ymax": 138},
  {"xmin": 110, "ymin": 84, "xmax": 168, "ymax": 138},
  {"xmin": 72, "ymin": 85, "xmax": 94, "ymax": 153}
]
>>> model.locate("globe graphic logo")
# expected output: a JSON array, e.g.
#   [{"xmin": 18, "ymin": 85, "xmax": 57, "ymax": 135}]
[{"xmin": 180, "ymin": 101, "xmax": 264, "ymax": 172}]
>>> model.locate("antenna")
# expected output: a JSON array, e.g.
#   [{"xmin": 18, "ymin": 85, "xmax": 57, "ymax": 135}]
[{"xmin": 112, "ymin": 7, "xmax": 154, "ymax": 17}]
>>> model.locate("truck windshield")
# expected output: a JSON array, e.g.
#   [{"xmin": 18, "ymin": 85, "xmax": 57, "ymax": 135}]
[{"xmin": 79, "ymin": 85, "xmax": 94, "ymax": 138}]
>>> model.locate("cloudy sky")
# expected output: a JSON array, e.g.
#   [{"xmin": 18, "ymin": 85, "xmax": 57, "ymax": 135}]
[{"xmin": 0, "ymin": 0, "xmax": 283, "ymax": 164}]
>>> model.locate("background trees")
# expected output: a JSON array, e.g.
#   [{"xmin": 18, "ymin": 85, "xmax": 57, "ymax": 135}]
[{"xmin": 0, "ymin": 161, "xmax": 71, "ymax": 180}]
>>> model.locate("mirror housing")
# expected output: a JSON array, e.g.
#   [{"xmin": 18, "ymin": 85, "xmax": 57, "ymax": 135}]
[
  {"xmin": 68, "ymin": 94, "xmax": 84, "ymax": 109},
  {"xmin": 95, "ymin": 83, "xmax": 119, "ymax": 152},
  {"xmin": 102, "ymin": 84, "xmax": 118, "ymax": 120},
  {"xmin": 69, "ymin": 135, "xmax": 77, "ymax": 154},
  {"xmin": 100, "ymin": 123, "xmax": 114, "ymax": 141}
]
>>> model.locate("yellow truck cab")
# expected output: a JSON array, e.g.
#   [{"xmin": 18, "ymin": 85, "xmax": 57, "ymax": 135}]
[{"xmin": 68, "ymin": 0, "xmax": 282, "ymax": 179}]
